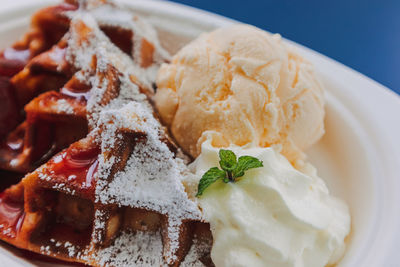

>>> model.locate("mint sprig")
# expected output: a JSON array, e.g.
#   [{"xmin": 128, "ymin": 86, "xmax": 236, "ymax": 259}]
[{"xmin": 196, "ymin": 149, "xmax": 263, "ymax": 197}]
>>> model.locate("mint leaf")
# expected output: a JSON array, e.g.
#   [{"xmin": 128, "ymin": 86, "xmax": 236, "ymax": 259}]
[
  {"xmin": 196, "ymin": 150, "xmax": 264, "ymax": 197},
  {"xmin": 233, "ymin": 156, "xmax": 263, "ymax": 178},
  {"xmin": 219, "ymin": 149, "xmax": 237, "ymax": 172},
  {"xmin": 196, "ymin": 167, "xmax": 225, "ymax": 197}
]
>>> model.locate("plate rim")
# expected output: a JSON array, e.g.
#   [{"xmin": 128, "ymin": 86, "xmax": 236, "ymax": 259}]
[{"xmin": 0, "ymin": 0, "xmax": 399, "ymax": 266}]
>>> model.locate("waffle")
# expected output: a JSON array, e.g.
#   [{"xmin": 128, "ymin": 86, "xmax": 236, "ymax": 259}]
[
  {"xmin": 0, "ymin": 1, "xmax": 212, "ymax": 266},
  {"xmin": 0, "ymin": 2, "xmax": 77, "ymax": 140}
]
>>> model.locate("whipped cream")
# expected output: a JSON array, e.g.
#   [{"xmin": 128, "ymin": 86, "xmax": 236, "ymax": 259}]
[{"xmin": 189, "ymin": 140, "xmax": 351, "ymax": 267}]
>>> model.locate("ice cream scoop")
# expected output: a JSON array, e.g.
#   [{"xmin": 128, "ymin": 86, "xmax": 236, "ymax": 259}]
[{"xmin": 154, "ymin": 24, "xmax": 325, "ymax": 164}]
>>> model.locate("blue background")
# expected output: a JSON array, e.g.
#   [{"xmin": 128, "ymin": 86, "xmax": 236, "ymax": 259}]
[{"xmin": 168, "ymin": 0, "xmax": 400, "ymax": 94}]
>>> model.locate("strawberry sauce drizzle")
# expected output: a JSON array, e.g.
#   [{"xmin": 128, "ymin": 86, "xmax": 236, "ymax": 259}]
[
  {"xmin": 43, "ymin": 146, "xmax": 100, "ymax": 198},
  {"xmin": 0, "ymin": 193, "xmax": 25, "ymax": 238}
]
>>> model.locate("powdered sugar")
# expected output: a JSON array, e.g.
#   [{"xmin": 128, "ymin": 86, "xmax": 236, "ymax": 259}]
[
  {"xmin": 87, "ymin": 1, "xmax": 170, "ymax": 78},
  {"xmin": 40, "ymin": 245, "xmax": 51, "ymax": 256},
  {"xmin": 66, "ymin": 0, "xmax": 169, "ymax": 82},
  {"xmin": 55, "ymin": 99, "xmax": 74, "ymax": 114},
  {"xmin": 52, "ymin": 182, "xmax": 76, "ymax": 195},
  {"xmin": 96, "ymin": 102, "xmax": 200, "ymax": 220},
  {"xmin": 48, "ymin": 238, "xmax": 86, "ymax": 259},
  {"xmin": 60, "ymin": 1, "xmax": 202, "ymax": 265},
  {"xmin": 66, "ymin": 12, "xmax": 154, "ymax": 128},
  {"xmin": 63, "ymin": 241, "xmax": 78, "ymax": 258},
  {"xmin": 94, "ymin": 101, "xmax": 201, "ymax": 262},
  {"xmin": 95, "ymin": 231, "xmax": 164, "ymax": 267},
  {"xmin": 181, "ymin": 237, "xmax": 212, "ymax": 267},
  {"xmin": 92, "ymin": 209, "xmax": 106, "ymax": 244}
]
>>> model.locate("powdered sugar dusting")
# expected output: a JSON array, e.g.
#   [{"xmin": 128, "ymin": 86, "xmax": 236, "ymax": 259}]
[
  {"xmin": 88, "ymin": 1, "xmax": 170, "ymax": 80},
  {"xmin": 181, "ymin": 237, "xmax": 212, "ymax": 267},
  {"xmin": 56, "ymin": 99, "xmax": 74, "ymax": 114},
  {"xmin": 65, "ymin": 13, "xmax": 150, "ymax": 128},
  {"xmin": 96, "ymin": 102, "xmax": 200, "ymax": 220},
  {"xmin": 95, "ymin": 101, "xmax": 201, "ymax": 262},
  {"xmin": 67, "ymin": 0, "xmax": 169, "ymax": 83},
  {"xmin": 92, "ymin": 209, "xmax": 106, "ymax": 244},
  {"xmin": 96, "ymin": 231, "xmax": 164, "ymax": 267},
  {"xmin": 61, "ymin": 1, "xmax": 202, "ymax": 265}
]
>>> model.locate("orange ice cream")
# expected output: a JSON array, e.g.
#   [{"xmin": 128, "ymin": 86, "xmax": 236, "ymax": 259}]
[{"xmin": 154, "ymin": 24, "xmax": 325, "ymax": 164}]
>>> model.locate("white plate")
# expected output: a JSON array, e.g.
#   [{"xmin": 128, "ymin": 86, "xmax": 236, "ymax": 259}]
[{"xmin": 0, "ymin": 0, "xmax": 399, "ymax": 266}]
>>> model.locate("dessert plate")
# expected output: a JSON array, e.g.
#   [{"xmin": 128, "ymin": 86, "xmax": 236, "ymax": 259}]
[{"xmin": 0, "ymin": 0, "xmax": 399, "ymax": 266}]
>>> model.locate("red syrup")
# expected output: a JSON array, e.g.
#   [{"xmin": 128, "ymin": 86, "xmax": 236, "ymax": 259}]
[
  {"xmin": 44, "ymin": 145, "xmax": 100, "ymax": 197},
  {"xmin": 0, "ymin": 193, "xmax": 25, "ymax": 238}
]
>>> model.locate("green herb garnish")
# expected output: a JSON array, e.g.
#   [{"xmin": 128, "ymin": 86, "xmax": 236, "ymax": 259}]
[{"xmin": 196, "ymin": 149, "xmax": 263, "ymax": 197}]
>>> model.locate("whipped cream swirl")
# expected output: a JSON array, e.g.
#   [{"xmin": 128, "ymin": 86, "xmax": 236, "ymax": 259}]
[{"xmin": 189, "ymin": 140, "xmax": 351, "ymax": 267}]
